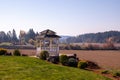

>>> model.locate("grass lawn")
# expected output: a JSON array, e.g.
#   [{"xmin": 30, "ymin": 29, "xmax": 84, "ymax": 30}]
[{"xmin": 0, "ymin": 56, "xmax": 111, "ymax": 80}]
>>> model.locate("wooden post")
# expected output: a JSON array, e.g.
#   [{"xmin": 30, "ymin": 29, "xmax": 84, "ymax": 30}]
[
  {"xmin": 50, "ymin": 38, "xmax": 52, "ymax": 51},
  {"xmin": 43, "ymin": 39, "xmax": 45, "ymax": 50},
  {"xmin": 56, "ymin": 38, "xmax": 59, "ymax": 56}
]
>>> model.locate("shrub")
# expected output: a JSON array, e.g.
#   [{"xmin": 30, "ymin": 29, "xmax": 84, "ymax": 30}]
[
  {"xmin": 39, "ymin": 51, "xmax": 49, "ymax": 60},
  {"xmin": 101, "ymin": 70, "xmax": 110, "ymax": 74},
  {"xmin": 21, "ymin": 54, "xmax": 28, "ymax": 56},
  {"xmin": 48, "ymin": 56, "xmax": 59, "ymax": 64},
  {"xmin": 5, "ymin": 52, "xmax": 12, "ymax": 56},
  {"xmin": 87, "ymin": 61, "xmax": 100, "ymax": 69},
  {"xmin": 113, "ymin": 71, "xmax": 120, "ymax": 77},
  {"xmin": 77, "ymin": 60, "xmax": 88, "ymax": 69},
  {"xmin": 13, "ymin": 49, "xmax": 21, "ymax": 56},
  {"xmin": 0, "ymin": 48, "xmax": 7, "ymax": 55},
  {"xmin": 59, "ymin": 55, "xmax": 68, "ymax": 65},
  {"xmin": 68, "ymin": 58, "xmax": 78, "ymax": 67}
]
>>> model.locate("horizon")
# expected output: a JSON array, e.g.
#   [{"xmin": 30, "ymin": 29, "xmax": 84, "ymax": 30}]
[
  {"xmin": 0, "ymin": 29, "xmax": 120, "ymax": 37},
  {"xmin": 0, "ymin": 0, "xmax": 120, "ymax": 36}
]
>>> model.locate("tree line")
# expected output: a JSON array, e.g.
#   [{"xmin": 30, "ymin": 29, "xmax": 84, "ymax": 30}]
[
  {"xmin": 0, "ymin": 29, "xmax": 18, "ymax": 44},
  {"xmin": 0, "ymin": 29, "xmax": 38, "ymax": 45},
  {"xmin": 0, "ymin": 29, "xmax": 120, "ymax": 45},
  {"xmin": 66, "ymin": 31, "xmax": 120, "ymax": 43}
]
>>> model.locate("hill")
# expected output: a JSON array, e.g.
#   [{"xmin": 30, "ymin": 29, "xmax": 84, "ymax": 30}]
[
  {"xmin": 0, "ymin": 56, "xmax": 111, "ymax": 80},
  {"xmin": 59, "ymin": 35, "xmax": 72, "ymax": 43},
  {"xmin": 66, "ymin": 31, "xmax": 120, "ymax": 43}
]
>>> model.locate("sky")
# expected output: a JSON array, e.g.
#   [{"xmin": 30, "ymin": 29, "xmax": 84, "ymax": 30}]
[{"xmin": 0, "ymin": 0, "xmax": 120, "ymax": 36}]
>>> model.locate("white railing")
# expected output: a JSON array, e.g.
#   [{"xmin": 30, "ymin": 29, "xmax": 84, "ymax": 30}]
[
  {"xmin": 37, "ymin": 47, "xmax": 59, "ymax": 56},
  {"xmin": 41, "ymin": 47, "xmax": 58, "ymax": 52}
]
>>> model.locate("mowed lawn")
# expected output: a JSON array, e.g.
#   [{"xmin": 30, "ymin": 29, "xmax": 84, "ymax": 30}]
[{"xmin": 0, "ymin": 56, "xmax": 111, "ymax": 80}]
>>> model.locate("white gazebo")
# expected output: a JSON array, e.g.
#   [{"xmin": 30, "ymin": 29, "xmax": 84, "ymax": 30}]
[{"xmin": 36, "ymin": 29, "xmax": 61, "ymax": 57}]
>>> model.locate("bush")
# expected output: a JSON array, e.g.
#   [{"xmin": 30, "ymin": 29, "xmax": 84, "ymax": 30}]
[
  {"xmin": 13, "ymin": 49, "xmax": 21, "ymax": 56},
  {"xmin": 48, "ymin": 56, "xmax": 59, "ymax": 64},
  {"xmin": 68, "ymin": 58, "xmax": 78, "ymax": 67},
  {"xmin": 87, "ymin": 61, "xmax": 100, "ymax": 69},
  {"xmin": 77, "ymin": 60, "xmax": 88, "ymax": 69},
  {"xmin": 21, "ymin": 54, "xmax": 28, "ymax": 56},
  {"xmin": 39, "ymin": 51, "xmax": 49, "ymax": 60},
  {"xmin": 113, "ymin": 71, "xmax": 120, "ymax": 77},
  {"xmin": 59, "ymin": 55, "xmax": 68, "ymax": 65},
  {"xmin": 5, "ymin": 52, "xmax": 12, "ymax": 56},
  {"xmin": 0, "ymin": 48, "xmax": 7, "ymax": 55},
  {"xmin": 101, "ymin": 70, "xmax": 110, "ymax": 74}
]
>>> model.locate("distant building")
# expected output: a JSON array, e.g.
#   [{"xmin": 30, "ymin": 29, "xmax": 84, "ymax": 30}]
[{"xmin": 36, "ymin": 29, "xmax": 61, "ymax": 57}]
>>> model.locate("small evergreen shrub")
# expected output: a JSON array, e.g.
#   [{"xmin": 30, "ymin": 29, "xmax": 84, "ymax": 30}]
[
  {"xmin": 113, "ymin": 71, "xmax": 120, "ymax": 77},
  {"xmin": 0, "ymin": 48, "xmax": 7, "ymax": 55},
  {"xmin": 59, "ymin": 55, "xmax": 68, "ymax": 65},
  {"xmin": 48, "ymin": 56, "xmax": 59, "ymax": 64},
  {"xmin": 87, "ymin": 61, "xmax": 100, "ymax": 69},
  {"xmin": 22, "ymin": 54, "xmax": 28, "ymax": 56},
  {"xmin": 101, "ymin": 70, "xmax": 110, "ymax": 74},
  {"xmin": 39, "ymin": 51, "xmax": 49, "ymax": 60},
  {"xmin": 5, "ymin": 52, "xmax": 12, "ymax": 56},
  {"xmin": 78, "ymin": 60, "xmax": 88, "ymax": 69},
  {"xmin": 13, "ymin": 49, "xmax": 21, "ymax": 56},
  {"xmin": 68, "ymin": 58, "xmax": 78, "ymax": 67}
]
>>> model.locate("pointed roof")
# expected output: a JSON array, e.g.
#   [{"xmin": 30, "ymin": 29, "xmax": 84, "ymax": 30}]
[
  {"xmin": 40, "ymin": 29, "xmax": 56, "ymax": 35},
  {"xmin": 38, "ymin": 29, "xmax": 61, "ymax": 39}
]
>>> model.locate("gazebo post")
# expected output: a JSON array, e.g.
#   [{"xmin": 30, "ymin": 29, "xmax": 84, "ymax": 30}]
[
  {"xmin": 56, "ymin": 38, "xmax": 59, "ymax": 56},
  {"xmin": 50, "ymin": 38, "xmax": 52, "ymax": 51}
]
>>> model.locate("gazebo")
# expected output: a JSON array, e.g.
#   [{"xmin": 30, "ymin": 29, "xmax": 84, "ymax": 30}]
[{"xmin": 36, "ymin": 29, "xmax": 61, "ymax": 57}]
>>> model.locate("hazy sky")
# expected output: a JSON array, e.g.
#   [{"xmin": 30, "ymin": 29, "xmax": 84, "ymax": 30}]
[{"xmin": 0, "ymin": 0, "xmax": 120, "ymax": 36}]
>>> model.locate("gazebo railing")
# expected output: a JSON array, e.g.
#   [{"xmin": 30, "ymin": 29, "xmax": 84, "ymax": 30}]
[{"xmin": 41, "ymin": 47, "xmax": 58, "ymax": 52}]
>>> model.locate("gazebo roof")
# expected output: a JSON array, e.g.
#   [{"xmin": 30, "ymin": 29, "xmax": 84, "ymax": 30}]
[{"xmin": 37, "ymin": 29, "xmax": 61, "ymax": 39}]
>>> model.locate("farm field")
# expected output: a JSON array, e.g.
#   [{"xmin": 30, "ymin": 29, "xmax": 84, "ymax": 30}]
[
  {"xmin": 60, "ymin": 50, "xmax": 120, "ymax": 69},
  {"xmin": 8, "ymin": 49, "xmax": 120, "ymax": 69},
  {"xmin": 0, "ymin": 56, "xmax": 111, "ymax": 80}
]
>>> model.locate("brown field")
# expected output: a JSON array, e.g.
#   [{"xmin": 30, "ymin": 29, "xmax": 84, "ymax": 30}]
[
  {"xmin": 60, "ymin": 50, "xmax": 120, "ymax": 69},
  {"xmin": 8, "ymin": 49, "xmax": 120, "ymax": 69}
]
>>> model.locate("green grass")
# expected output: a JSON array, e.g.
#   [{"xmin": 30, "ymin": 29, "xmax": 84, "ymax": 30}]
[{"xmin": 0, "ymin": 56, "xmax": 111, "ymax": 80}]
